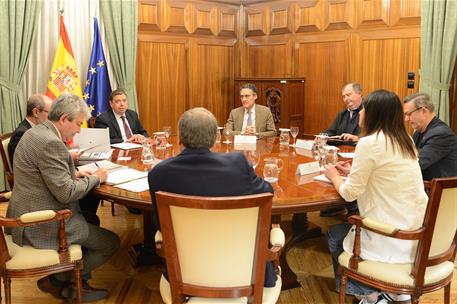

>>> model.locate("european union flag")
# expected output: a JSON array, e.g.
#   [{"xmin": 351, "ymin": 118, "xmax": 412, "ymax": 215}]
[{"xmin": 83, "ymin": 17, "xmax": 111, "ymax": 117}]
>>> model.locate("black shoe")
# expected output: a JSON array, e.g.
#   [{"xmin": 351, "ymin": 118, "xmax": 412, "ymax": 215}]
[
  {"xmin": 37, "ymin": 275, "xmax": 65, "ymax": 299},
  {"xmin": 61, "ymin": 280, "xmax": 109, "ymax": 302},
  {"xmin": 127, "ymin": 207, "xmax": 142, "ymax": 214},
  {"xmin": 320, "ymin": 207, "xmax": 345, "ymax": 217}
]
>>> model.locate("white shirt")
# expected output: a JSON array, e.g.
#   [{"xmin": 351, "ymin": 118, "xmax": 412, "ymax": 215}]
[
  {"xmin": 340, "ymin": 131, "xmax": 428, "ymax": 263},
  {"xmin": 241, "ymin": 105, "xmax": 256, "ymax": 134},
  {"xmin": 25, "ymin": 117, "xmax": 36, "ymax": 127},
  {"xmin": 113, "ymin": 112, "xmax": 132, "ymax": 142}
]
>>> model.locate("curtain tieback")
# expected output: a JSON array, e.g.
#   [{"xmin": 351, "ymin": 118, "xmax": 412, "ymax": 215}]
[
  {"xmin": 421, "ymin": 77, "xmax": 451, "ymax": 91},
  {"xmin": 0, "ymin": 77, "xmax": 21, "ymax": 92}
]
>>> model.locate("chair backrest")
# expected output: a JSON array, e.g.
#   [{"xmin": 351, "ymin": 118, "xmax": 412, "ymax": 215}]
[
  {"xmin": 412, "ymin": 177, "xmax": 457, "ymax": 284},
  {"xmin": 0, "ymin": 132, "xmax": 14, "ymax": 189},
  {"xmin": 155, "ymin": 191, "xmax": 274, "ymax": 304}
]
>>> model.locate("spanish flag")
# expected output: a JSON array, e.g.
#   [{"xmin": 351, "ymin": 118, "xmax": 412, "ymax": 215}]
[{"xmin": 45, "ymin": 15, "xmax": 86, "ymax": 127}]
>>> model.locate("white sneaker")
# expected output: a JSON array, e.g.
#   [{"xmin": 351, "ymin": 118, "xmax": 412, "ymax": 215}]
[
  {"xmin": 380, "ymin": 292, "xmax": 411, "ymax": 302},
  {"xmin": 358, "ymin": 295, "xmax": 388, "ymax": 304}
]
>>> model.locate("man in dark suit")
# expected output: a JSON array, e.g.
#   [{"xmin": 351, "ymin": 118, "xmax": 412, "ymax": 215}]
[
  {"xmin": 8, "ymin": 94, "xmax": 53, "ymax": 166},
  {"xmin": 325, "ymin": 82, "xmax": 363, "ymax": 143},
  {"xmin": 94, "ymin": 88, "xmax": 148, "ymax": 144},
  {"xmin": 7, "ymin": 93, "xmax": 119, "ymax": 302},
  {"xmin": 148, "ymin": 107, "xmax": 277, "ymax": 287},
  {"xmin": 404, "ymin": 92, "xmax": 457, "ymax": 180}
]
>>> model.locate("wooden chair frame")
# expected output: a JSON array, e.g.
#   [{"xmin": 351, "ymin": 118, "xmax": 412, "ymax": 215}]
[
  {"xmin": 0, "ymin": 133, "xmax": 14, "ymax": 189},
  {"xmin": 0, "ymin": 209, "xmax": 83, "ymax": 304},
  {"xmin": 155, "ymin": 191, "xmax": 279, "ymax": 304},
  {"xmin": 339, "ymin": 177, "xmax": 457, "ymax": 304}
]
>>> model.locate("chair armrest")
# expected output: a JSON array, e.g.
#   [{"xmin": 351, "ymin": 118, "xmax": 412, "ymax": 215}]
[
  {"xmin": 155, "ymin": 230, "xmax": 164, "ymax": 257},
  {"xmin": 0, "ymin": 191, "xmax": 11, "ymax": 202},
  {"xmin": 270, "ymin": 227, "xmax": 285, "ymax": 247},
  {"xmin": 347, "ymin": 215, "xmax": 424, "ymax": 240},
  {"xmin": 20, "ymin": 210, "xmax": 57, "ymax": 223}
]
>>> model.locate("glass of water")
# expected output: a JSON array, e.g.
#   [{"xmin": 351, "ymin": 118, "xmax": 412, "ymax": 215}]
[
  {"xmin": 263, "ymin": 163, "xmax": 279, "ymax": 183},
  {"xmin": 290, "ymin": 126, "xmax": 299, "ymax": 146},
  {"xmin": 141, "ymin": 140, "xmax": 154, "ymax": 164},
  {"xmin": 163, "ymin": 126, "xmax": 172, "ymax": 147}
]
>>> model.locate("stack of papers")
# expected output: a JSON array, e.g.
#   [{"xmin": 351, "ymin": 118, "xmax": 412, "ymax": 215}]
[
  {"xmin": 114, "ymin": 177, "xmax": 149, "ymax": 192},
  {"xmin": 77, "ymin": 160, "xmax": 125, "ymax": 174},
  {"xmin": 313, "ymin": 174, "xmax": 347, "ymax": 184},
  {"xmin": 111, "ymin": 142, "xmax": 143, "ymax": 150},
  {"xmin": 106, "ymin": 168, "xmax": 148, "ymax": 185},
  {"xmin": 79, "ymin": 150, "xmax": 113, "ymax": 161}
]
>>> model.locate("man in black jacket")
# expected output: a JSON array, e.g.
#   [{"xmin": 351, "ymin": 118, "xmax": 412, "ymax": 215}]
[
  {"xmin": 325, "ymin": 82, "xmax": 363, "ymax": 143},
  {"xmin": 94, "ymin": 89, "xmax": 148, "ymax": 144},
  {"xmin": 404, "ymin": 92, "xmax": 457, "ymax": 180},
  {"xmin": 8, "ymin": 94, "xmax": 53, "ymax": 166}
]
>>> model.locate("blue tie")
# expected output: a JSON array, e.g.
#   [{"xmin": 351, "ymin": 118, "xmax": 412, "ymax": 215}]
[{"xmin": 246, "ymin": 110, "xmax": 252, "ymax": 126}]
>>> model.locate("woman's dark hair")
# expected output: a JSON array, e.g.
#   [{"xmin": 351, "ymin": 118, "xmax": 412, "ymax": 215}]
[{"xmin": 360, "ymin": 89, "xmax": 416, "ymax": 159}]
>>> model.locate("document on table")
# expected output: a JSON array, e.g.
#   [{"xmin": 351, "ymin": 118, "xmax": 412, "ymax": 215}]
[
  {"xmin": 114, "ymin": 177, "xmax": 149, "ymax": 192},
  {"xmin": 111, "ymin": 142, "xmax": 143, "ymax": 150},
  {"xmin": 338, "ymin": 152, "xmax": 355, "ymax": 158},
  {"xmin": 77, "ymin": 160, "xmax": 125, "ymax": 174},
  {"xmin": 106, "ymin": 168, "xmax": 148, "ymax": 185},
  {"xmin": 313, "ymin": 174, "xmax": 347, "ymax": 184},
  {"xmin": 78, "ymin": 150, "xmax": 114, "ymax": 161}
]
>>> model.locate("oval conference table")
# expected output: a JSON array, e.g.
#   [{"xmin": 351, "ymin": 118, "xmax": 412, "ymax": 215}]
[{"xmin": 92, "ymin": 135, "xmax": 354, "ymax": 290}]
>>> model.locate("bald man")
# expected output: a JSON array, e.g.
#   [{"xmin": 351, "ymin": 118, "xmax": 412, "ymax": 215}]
[{"xmin": 8, "ymin": 94, "xmax": 53, "ymax": 166}]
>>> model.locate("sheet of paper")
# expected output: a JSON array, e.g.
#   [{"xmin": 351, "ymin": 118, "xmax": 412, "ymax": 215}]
[
  {"xmin": 234, "ymin": 135, "xmax": 257, "ymax": 144},
  {"xmin": 338, "ymin": 152, "xmax": 355, "ymax": 158},
  {"xmin": 79, "ymin": 150, "xmax": 113, "ymax": 161},
  {"xmin": 106, "ymin": 168, "xmax": 148, "ymax": 185},
  {"xmin": 111, "ymin": 142, "xmax": 143, "ymax": 150},
  {"xmin": 77, "ymin": 160, "xmax": 124, "ymax": 174},
  {"xmin": 114, "ymin": 177, "xmax": 149, "ymax": 192},
  {"xmin": 313, "ymin": 174, "xmax": 347, "ymax": 184}
]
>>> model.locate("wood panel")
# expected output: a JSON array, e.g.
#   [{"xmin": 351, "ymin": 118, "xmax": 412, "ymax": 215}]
[
  {"xmin": 136, "ymin": 41, "xmax": 188, "ymax": 135},
  {"xmin": 188, "ymin": 40, "xmax": 235, "ymax": 126},
  {"xmin": 297, "ymin": 40, "xmax": 347, "ymax": 135}
]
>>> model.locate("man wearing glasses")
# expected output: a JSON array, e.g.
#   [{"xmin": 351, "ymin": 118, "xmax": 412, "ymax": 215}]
[
  {"xmin": 404, "ymin": 92, "xmax": 457, "ymax": 180},
  {"xmin": 8, "ymin": 94, "xmax": 53, "ymax": 165},
  {"xmin": 226, "ymin": 83, "xmax": 276, "ymax": 137}
]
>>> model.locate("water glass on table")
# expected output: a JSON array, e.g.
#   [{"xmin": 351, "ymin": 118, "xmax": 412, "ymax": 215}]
[
  {"xmin": 163, "ymin": 126, "xmax": 172, "ymax": 147},
  {"xmin": 290, "ymin": 126, "xmax": 299, "ymax": 146}
]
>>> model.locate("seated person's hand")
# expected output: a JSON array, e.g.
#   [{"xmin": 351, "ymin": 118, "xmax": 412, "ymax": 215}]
[
  {"xmin": 69, "ymin": 150, "xmax": 82, "ymax": 162},
  {"xmin": 92, "ymin": 168, "xmax": 108, "ymax": 184},
  {"xmin": 242, "ymin": 126, "xmax": 256, "ymax": 135},
  {"xmin": 76, "ymin": 170, "xmax": 92, "ymax": 178},
  {"xmin": 340, "ymin": 133, "xmax": 359, "ymax": 142},
  {"xmin": 324, "ymin": 165, "xmax": 340, "ymax": 181},
  {"xmin": 335, "ymin": 160, "xmax": 351, "ymax": 176},
  {"xmin": 127, "ymin": 134, "xmax": 144, "ymax": 143}
]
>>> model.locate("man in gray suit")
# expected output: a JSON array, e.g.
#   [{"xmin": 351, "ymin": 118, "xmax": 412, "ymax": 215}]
[
  {"xmin": 226, "ymin": 83, "xmax": 276, "ymax": 137},
  {"xmin": 7, "ymin": 93, "xmax": 119, "ymax": 302}
]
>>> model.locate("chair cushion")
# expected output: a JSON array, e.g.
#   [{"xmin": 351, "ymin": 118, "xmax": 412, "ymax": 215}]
[
  {"xmin": 5, "ymin": 235, "xmax": 82, "ymax": 270},
  {"xmin": 160, "ymin": 274, "xmax": 282, "ymax": 304},
  {"xmin": 339, "ymin": 252, "xmax": 454, "ymax": 287}
]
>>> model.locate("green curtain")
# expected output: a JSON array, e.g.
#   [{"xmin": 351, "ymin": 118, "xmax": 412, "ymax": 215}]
[
  {"xmin": 420, "ymin": 0, "xmax": 457, "ymax": 124},
  {"xmin": 0, "ymin": 0, "xmax": 40, "ymax": 191},
  {"xmin": 100, "ymin": 0, "xmax": 139, "ymax": 113}
]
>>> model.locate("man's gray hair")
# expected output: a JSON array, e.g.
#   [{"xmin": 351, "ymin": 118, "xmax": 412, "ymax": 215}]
[
  {"xmin": 240, "ymin": 83, "xmax": 258, "ymax": 95},
  {"xmin": 342, "ymin": 82, "xmax": 362, "ymax": 94},
  {"xmin": 26, "ymin": 94, "xmax": 46, "ymax": 116},
  {"xmin": 403, "ymin": 92, "xmax": 435, "ymax": 112},
  {"xmin": 48, "ymin": 93, "xmax": 90, "ymax": 121},
  {"xmin": 178, "ymin": 107, "xmax": 218, "ymax": 149}
]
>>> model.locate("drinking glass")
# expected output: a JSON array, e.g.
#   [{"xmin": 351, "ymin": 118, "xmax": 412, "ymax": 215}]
[
  {"xmin": 325, "ymin": 147, "xmax": 338, "ymax": 166},
  {"xmin": 290, "ymin": 126, "xmax": 299, "ymax": 146},
  {"xmin": 216, "ymin": 127, "xmax": 224, "ymax": 143},
  {"xmin": 223, "ymin": 125, "xmax": 232, "ymax": 144},
  {"xmin": 141, "ymin": 140, "xmax": 154, "ymax": 164},
  {"xmin": 163, "ymin": 126, "xmax": 172, "ymax": 147},
  {"xmin": 279, "ymin": 128, "xmax": 290, "ymax": 146},
  {"xmin": 264, "ymin": 157, "xmax": 283, "ymax": 172},
  {"xmin": 244, "ymin": 150, "xmax": 260, "ymax": 169},
  {"xmin": 154, "ymin": 132, "xmax": 167, "ymax": 150},
  {"xmin": 263, "ymin": 163, "xmax": 279, "ymax": 183}
]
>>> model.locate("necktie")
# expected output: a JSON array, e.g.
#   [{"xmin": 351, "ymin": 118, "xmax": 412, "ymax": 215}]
[
  {"xmin": 121, "ymin": 116, "xmax": 133, "ymax": 139},
  {"xmin": 246, "ymin": 110, "xmax": 252, "ymax": 127}
]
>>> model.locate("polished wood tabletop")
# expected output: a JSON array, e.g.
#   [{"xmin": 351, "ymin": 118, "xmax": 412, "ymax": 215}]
[{"xmin": 93, "ymin": 135, "xmax": 353, "ymax": 214}]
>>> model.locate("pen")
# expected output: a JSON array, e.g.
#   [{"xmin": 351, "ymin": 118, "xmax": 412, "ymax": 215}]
[{"xmin": 95, "ymin": 162, "xmax": 99, "ymax": 168}]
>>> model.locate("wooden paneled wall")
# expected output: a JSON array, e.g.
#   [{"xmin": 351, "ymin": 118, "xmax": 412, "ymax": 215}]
[
  {"xmin": 240, "ymin": 0, "xmax": 421, "ymax": 134},
  {"xmin": 137, "ymin": 0, "xmax": 422, "ymax": 135},
  {"xmin": 137, "ymin": 0, "xmax": 239, "ymax": 134}
]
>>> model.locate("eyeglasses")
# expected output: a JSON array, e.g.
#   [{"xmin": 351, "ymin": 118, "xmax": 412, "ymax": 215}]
[
  {"xmin": 40, "ymin": 110, "xmax": 49, "ymax": 113},
  {"xmin": 240, "ymin": 94, "xmax": 252, "ymax": 99},
  {"xmin": 404, "ymin": 107, "xmax": 421, "ymax": 117}
]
